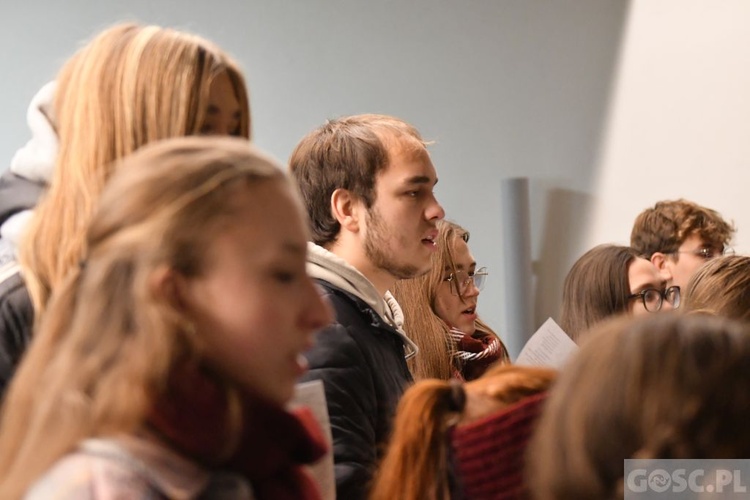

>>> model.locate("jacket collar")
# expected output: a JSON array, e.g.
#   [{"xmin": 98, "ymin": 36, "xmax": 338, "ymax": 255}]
[{"xmin": 307, "ymin": 243, "xmax": 418, "ymax": 359}]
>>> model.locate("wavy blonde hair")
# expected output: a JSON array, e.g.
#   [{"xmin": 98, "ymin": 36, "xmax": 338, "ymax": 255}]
[
  {"xmin": 392, "ymin": 220, "xmax": 509, "ymax": 380},
  {"xmin": 0, "ymin": 137, "xmax": 283, "ymax": 498},
  {"xmin": 20, "ymin": 22, "xmax": 251, "ymax": 316}
]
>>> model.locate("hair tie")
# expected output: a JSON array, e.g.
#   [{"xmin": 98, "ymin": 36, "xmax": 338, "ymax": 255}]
[{"xmin": 447, "ymin": 378, "xmax": 466, "ymax": 413}]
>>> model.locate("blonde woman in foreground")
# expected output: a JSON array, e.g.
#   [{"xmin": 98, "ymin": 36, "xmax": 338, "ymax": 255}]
[{"xmin": 0, "ymin": 137, "xmax": 331, "ymax": 499}]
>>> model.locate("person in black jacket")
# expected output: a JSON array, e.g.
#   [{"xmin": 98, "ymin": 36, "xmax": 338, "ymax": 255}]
[{"xmin": 289, "ymin": 114, "xmax": 445, "ymax": 499}]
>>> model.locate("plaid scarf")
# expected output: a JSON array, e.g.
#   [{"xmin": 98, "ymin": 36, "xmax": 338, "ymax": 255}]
[{"xmin": 450, "ymin": 327, "xmax": 504, "ymax": 381}]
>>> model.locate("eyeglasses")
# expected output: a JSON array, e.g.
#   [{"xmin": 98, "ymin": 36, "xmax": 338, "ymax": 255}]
[
  {"xmin": 628, "ymin": 285, "xmax": 681, "ymax": 313},
  {"xmin": 443, "ymin": 267, "xmax": 488, "ymax": 296},
  {"xmin": 672, "ymin": 246, "xmax": 735, "ymax": 260}
]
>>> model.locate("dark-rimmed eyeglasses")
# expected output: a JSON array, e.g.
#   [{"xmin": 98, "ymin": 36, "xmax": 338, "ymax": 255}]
[
  {"xmin": 628, "ymin": 286, "xmax": 681, "ymax": 313},
  {"xmin": 443, "ymin": 267, "xmax": 488, "ymax": 296},
  {"xmin": 672, "ymin": 246, "xmax": 735, "ymax": 260}
]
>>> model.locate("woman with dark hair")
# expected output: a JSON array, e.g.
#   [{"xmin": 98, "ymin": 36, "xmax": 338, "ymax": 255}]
[{"xmin": 559, "ymin": 244, "xmax": 679, "ymax": 342}]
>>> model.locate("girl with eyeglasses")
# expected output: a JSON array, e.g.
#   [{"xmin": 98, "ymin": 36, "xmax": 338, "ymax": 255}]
[
  {"xmin": 392, "ymin": 220, "xmax": 509, "ymax": 381},
  {"xmin": 560, "ymin": 244, "xmax": 680, "ymax": 343}
]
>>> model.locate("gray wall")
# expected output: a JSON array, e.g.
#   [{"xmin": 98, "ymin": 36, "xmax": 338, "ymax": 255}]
[{"xmin": 0, "ymin": 1, "xmax": 630, "ymax": 356}]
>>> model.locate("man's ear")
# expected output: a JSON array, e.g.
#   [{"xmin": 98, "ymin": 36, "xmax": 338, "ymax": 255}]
[
  {"xmin": 650, "ymin": 252, "xmax": 673, "ymax": 281},
  {"xmin": 330, "ymin": 188, "xmax": 361, "ymax": 233}
]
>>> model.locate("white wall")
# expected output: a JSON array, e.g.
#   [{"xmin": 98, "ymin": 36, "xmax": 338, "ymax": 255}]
[
  {"xmin": 586, "ymin": 0, "xmax": 750, "ymax": 256},
  {"xmin": 0, "ymin": 1, "xmax": 629, "ymax": 356}
]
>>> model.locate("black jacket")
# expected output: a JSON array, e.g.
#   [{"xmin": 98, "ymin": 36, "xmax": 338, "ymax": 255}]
[
  {"xmin": 299, "ymin": 280, "xmax": 413, "ymax": 500},
  {"xmin": 0, "ymin": 264, "xmax": 33, "ymax": 399},
  {"xmin": 0, "ymin": 168, "xmax": 44, "ymax": 396}
]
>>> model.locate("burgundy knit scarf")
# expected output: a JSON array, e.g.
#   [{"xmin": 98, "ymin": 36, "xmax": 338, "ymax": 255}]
[{"xmin": 148, "ymin": 364, "xmax": 327, "ymax": 500}]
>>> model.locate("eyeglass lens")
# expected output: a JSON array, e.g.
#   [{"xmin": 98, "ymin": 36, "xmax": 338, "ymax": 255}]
[
  {"xmin": 450, "ymin": 269, "xmax": 487, "ymax": 295},
  {"xmin": 642, "ymin": 286, "xmax": 680, "ymax": 312},
  {"xmin": 642, "ymin": 289, "xmax": 663, "ymax": 312}
]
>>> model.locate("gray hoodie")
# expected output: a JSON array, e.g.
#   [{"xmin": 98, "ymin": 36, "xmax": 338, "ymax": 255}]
[{"xmin": 305, "ymin": 242, "xmax": 419, "ymax": 359}]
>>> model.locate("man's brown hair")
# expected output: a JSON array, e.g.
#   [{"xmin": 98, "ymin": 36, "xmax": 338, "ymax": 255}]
[
  {"xmin": 630, "ymin": 199, "xmax": 734, "ymax": 258},
  {"xmin": 288, "ymin": 114, "xmax": 429, "ymax": 247}
]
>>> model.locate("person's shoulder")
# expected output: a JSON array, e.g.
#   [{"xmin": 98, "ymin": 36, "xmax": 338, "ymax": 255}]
[
  {"xmin": 314, "ymin": 280, "xmax": 381, "ymax": 329},
  {"xmin": 24, "ymin": 446, "xmax": 155, "ymax": 499},
  {"xmin": 26, "ymin": 438, "xmax": 255, "ymax": 500}
]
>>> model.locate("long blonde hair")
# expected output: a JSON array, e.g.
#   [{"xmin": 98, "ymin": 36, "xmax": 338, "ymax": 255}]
[
  {"xmin": 0, "ymin": 137, "xmax": 282, "ymax": 498},
  {"xmin": 392, "ymin": 220, "xmax": 509, "ymax": 380},
  {"xmin": 20, "ymin": 22, "xmax": 251, "ymax": 316}
]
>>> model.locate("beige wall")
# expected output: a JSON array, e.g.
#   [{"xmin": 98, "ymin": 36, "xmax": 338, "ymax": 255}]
[{"xmin": 586, "ymin": 0, "xmax": 750, "ymax": 255}]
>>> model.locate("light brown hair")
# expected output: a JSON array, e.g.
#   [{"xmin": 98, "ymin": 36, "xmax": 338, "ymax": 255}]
[
  {"xmin": 630, "ymin": 199, "xmax": 734, "ymax": 258},
  {"xmin": 682, "ymin": 255, "xmax": 750, "ymax": 321},
  {"xmin": 20, "ymin": 22, "xmax": 251, "ymax": 316},
  {"xmin": 289, "ymin": 114, "xmax": 429, "ymax": 247},
  {"xmin": 392, "ymin": 220, "xmax": 509, "ymax": 380},
  {"xmin": 559, "ymin": 244, "xmax": 639, "ymax": 342},
  {"xmin": 528, "ymin": 313, "xmax": 750, "ymax": 500},
  {"xmin": 0, "ymin": 137, "xmax": 284, "ymax": 498}
]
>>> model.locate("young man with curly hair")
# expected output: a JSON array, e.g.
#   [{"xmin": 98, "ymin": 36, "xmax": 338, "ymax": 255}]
[{"xmin": 630, "ymin": 199, "xmax": 735, "ymax": 292}]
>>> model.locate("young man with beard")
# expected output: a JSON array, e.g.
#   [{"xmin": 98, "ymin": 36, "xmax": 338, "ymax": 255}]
[{"xmin": 289, "ymin": 114, "xmax": 445, "ymax": 500}]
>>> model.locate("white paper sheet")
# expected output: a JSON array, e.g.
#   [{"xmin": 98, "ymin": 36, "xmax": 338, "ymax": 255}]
[{"xmin": 515, "ymin": 317, "xmax": 578, "ymax": 369}]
